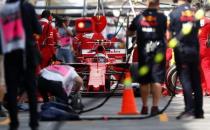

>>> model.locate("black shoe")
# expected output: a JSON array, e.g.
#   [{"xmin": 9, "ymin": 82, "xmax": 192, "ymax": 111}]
[
  {"xmin": 176, "ymin": 110, "xmax": 194, "ymax": 120},
  {"xmin": 195, "ymin": 114, "xmax": 204, "ymax": 119},
  {"xmin": 141, "ymin": 106, "xmax": 148, "ymax": 115},
  {"xmin": 150, "ymin": 106, "xmax": 160, "ymax": 115}
]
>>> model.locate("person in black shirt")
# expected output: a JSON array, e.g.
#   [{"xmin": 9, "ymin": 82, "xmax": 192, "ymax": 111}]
[
  {"xmin": 169, "ymin": 0, "xmax": 204, "ymax": 119},
  {"xmin": 3, "ymin": 0, "xmax": 41, "ymax": 130},
  {"xmin": 127, "ymin": 0, "xmax": 167, "ymax": 115}
]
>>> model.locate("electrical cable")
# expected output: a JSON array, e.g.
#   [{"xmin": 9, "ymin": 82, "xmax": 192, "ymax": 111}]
[
  {"xmin": 77, "ymin": 1, "xmax": 177, "ymax": 116},
  {"xmin": 49, "ymin": 5, "xmax": 179, "ymax": 130},
  {"xmin": 78, "ymin": 41, "xmax": 135, "ymax": 114},
  {"xmin": 78, "ymin": 43, "xmax": 176, "ymax": 116}
]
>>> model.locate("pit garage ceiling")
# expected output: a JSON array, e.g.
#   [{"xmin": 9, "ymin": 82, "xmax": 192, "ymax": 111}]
[
  {"xmin": 35, "ymin": 0, "xmax": 174, "ymax": 15},
  {"xmin": 37, "ymin": 0, "xmax": 173, "ymax": 6},
  {"xmin": 36, "ymin": 0, "xmax": 174, "ymax": 8}
]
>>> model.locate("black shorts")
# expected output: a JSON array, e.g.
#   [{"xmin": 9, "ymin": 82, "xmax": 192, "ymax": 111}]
[
  {"xmin": 138, "ymin": 61, "xmax": 165, "ymax": 84},
  {"xmin": 37, "ymin": 76, "xmax": 68, "ymax": 103},
  {"xmin": 138, "ymin": 48, "xmax": 166, "ymax": 84}
]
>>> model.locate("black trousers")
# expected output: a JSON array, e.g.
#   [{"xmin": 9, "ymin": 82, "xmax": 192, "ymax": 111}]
[
  {"xmin": 176, "ymin": 59, "xmax": 204, "ymax": 116},
  {"xmin": 4, "ymin": 50, "xmax": 38, "ymax": 128},
  {"xmin": 37, "ymin": 76, "xmax": 68, "ymax": 103}
]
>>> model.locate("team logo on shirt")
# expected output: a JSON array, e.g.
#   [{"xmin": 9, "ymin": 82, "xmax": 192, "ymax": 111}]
[
  {"xmin": 140, "ymin": 15, "xmax": 157, "ymax": 32},
  {"xmin": 140, "ymin": 15, "xmax": 158, "ymax": 27},
  {"xmin": 180, "ymin": 10, "xmax": 194, "ymax": 22},
  {"xmin": 145, "ymin": 16, "xmax": 157, "ymax": 22}
]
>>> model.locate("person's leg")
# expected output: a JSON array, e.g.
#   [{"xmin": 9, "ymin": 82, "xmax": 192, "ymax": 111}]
[
  {"xmin": 4, "ymin": 50, "xmax": 24, "ymax": 129},
  {"xmin": 177, "ymin": 64, "xmax": 194, "ymax": 112},
  {"xmin": 24, "ymin": 68, "xmax": 39, "ymax": 129},
  {"xmin": 175, "ymin": 63, "xmax": 195, "ymax": 119},
  {"xmin": 69, "ymin": 49, "xmax": 75, "ymax": 63},
  {"xmin": 56, "ymin": 48, "xmax": 64, "ymax": 62},
  {"xmin": 150, "ymin": 83, "xmax": 162, "ymax": 115},
  {"xmin": 140, "ymin": 84, "xmax": 150, "ymax": 114},
  {"xmin": 200, "ymin": 66, "xmax": 207, "ymax": 95},
  {"xmin": 63, "ymin": 49, "xmax": 73, "ymax": 63},
  {"xmin": 151, "ymin": 83, "xmax": 162, "ymax": 107},
  {"xmin": 201, "ymin": 57, "xmax": 210, "ymax": 95},
  {"xmin": 190, "ymin": 62, "xmax": 204, "ymax": 118}
]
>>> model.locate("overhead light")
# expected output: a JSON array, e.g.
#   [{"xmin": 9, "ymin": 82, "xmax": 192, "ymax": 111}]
[
  {"xmin": 75, "ymin": 18, "xmax": 94, "ymax": 33},
  {"xmin": 112, "ymin": 10, "xmax": 120, "ymax": 17},
  {"xmin": 78, "ymin": 22, "xmax": 85, "ymax": 29}
]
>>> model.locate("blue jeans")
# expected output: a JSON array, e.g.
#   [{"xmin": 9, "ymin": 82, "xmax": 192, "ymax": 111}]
[{"xmin": 56, "ymin": 48, "xmax": 74, "ymax": 63}]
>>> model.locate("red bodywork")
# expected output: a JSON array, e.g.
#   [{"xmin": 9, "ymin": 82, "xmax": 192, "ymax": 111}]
[{"xmin": 71, "ymin": 16, "xmax": 128, "ymax": 92}]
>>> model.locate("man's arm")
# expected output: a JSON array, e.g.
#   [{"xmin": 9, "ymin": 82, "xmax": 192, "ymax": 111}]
[
  {"xmin": 126, "ymin": 16, "xmax": 139, "ymax": 37},
  {"xmin": 63, "ymin": 23, "xmax": 73, "ymax": 36}
]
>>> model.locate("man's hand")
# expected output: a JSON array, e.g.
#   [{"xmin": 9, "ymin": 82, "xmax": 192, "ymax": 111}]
[{"xmin": 126, "ymin": 30, "xmax": 136, "ymax": 37}]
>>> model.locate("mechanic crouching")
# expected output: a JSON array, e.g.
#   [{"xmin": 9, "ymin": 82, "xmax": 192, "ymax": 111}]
[{"xmin": 37, "ymin": 64, "xmax": 84, "ymax": 110}]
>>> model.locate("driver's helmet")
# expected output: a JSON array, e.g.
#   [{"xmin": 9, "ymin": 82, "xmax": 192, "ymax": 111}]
[{"xmin": 93, "ymin": 53, "xmax": 107, "ymax": 63}]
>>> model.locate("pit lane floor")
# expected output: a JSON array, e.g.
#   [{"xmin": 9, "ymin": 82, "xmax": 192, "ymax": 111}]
[{"xmin": 0, "ymin": 96, "xmax": 210, "ymax": 130}]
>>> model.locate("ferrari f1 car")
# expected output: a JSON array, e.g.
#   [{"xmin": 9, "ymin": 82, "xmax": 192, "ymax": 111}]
[{"xmin": 70, "ymin": 16, "xmax": 129, "ymax": 93}]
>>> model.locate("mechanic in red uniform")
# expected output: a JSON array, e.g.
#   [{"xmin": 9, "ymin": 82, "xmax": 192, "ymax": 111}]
[
  {"xmin": 38, "ymin": 10, "xmax": 58, "ymax": 69},
  {"xmin": 198, "ymin": 4, "xmax": 210, "ymax": 96}
]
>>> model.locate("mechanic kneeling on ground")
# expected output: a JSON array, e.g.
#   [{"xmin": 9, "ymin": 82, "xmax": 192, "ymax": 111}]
[{"xmin": 37, "ymin": 64, "xmax": 84, "ymax": 110}]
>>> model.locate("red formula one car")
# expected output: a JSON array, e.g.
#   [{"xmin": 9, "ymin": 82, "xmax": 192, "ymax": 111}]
[{"xmin": 70, "ymin": 16, "xmax": 129, "ymax": 93}]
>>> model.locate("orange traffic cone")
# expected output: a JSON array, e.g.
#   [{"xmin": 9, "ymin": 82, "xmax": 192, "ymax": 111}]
[{"xmin": 118, "ymin": 72, "xmax": 139, "ymax": 115}]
